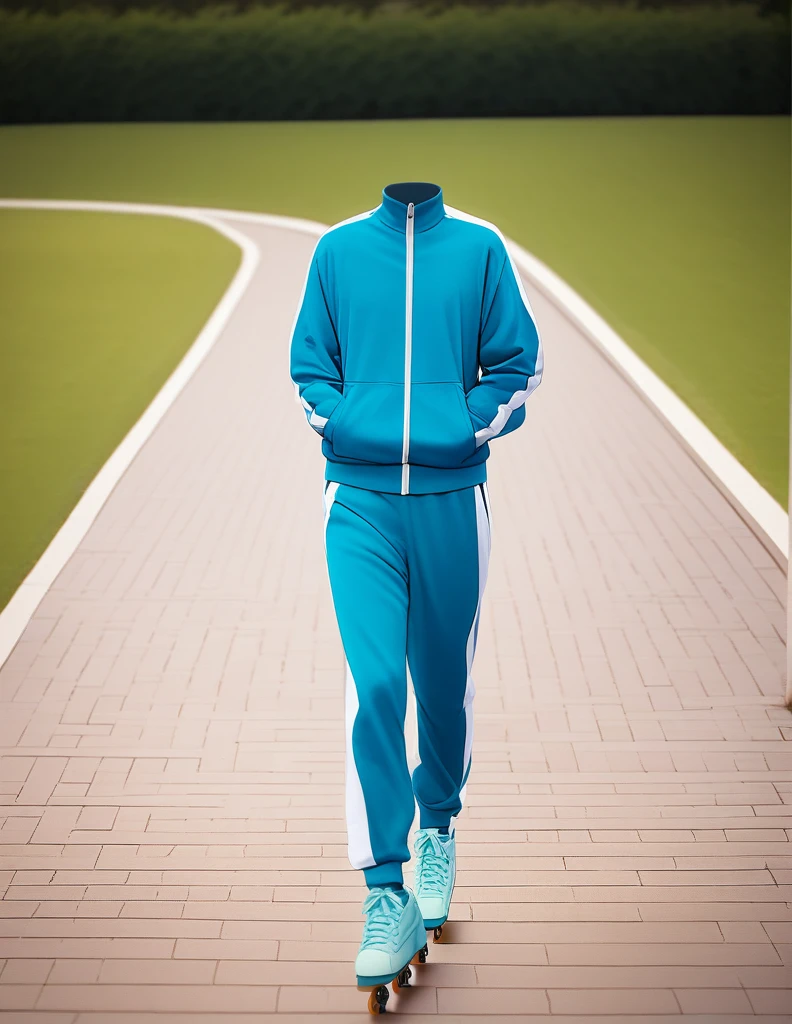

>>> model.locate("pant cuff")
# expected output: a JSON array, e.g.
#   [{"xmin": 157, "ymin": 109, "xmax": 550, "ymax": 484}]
[
  {"xmin": 364, "ymin": 861, "xmax": 404, "ymax": 887},
  {"xmin": 418, "ymin": 811, "xmax": 454, "ymax": 830}
]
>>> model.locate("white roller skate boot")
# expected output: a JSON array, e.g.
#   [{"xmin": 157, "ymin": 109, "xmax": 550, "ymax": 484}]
[
  {"xmin": 413, "ymin": 827, "xmax": 456, "ymax": 941},
  {"xmin": 355, "ymin": 884, "xmax": 428, "ymax": 1014}
]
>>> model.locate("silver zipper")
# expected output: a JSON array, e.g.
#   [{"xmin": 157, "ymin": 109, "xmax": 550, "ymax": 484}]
[{"xmin": 401, "ymin": 201, "xmax": 415, "ymax": 495}]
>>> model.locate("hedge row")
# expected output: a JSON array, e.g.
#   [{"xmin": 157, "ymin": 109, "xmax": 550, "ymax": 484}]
[
  {"xmin": 0, "ymin": 0, "xmax": 780, "ymax": 12},
  {"xmin": 0, "ymin": 5, "xmax": 789, "ymax": 123}
]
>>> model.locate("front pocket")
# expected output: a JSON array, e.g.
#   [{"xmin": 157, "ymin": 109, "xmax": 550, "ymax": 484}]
[
  {"xmin": 330, "ymin": 382, "xmax": 404, "ymax": 464},
  {"xmin": 408, "ymin": 382, "xmax": 477, "ymax": 469}
]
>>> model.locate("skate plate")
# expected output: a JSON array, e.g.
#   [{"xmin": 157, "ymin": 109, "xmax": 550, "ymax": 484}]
[{"xmin": 358, "ymin": 944, "xmax": 429, "ymax": 1014}]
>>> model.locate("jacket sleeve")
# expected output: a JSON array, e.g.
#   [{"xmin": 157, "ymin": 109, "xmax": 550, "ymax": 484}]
[
  {"xmin": 288, "ymin": 236, "xmax": 344, "ymax": 441},
  {"xmin": 466, "ymin": 236, "xmax": 543, "ymax": 447}
]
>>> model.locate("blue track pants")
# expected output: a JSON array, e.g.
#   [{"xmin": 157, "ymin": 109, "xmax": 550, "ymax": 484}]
[{"xmin": 322, "ymin": 481, "xmax": 491, "ymax": 886}]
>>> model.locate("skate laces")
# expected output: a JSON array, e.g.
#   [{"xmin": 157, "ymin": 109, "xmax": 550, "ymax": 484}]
[
  {"xmin": 360, "ymin": 887, "xmax": 407, "ymax": 948},
  {"xmin": 414, "ymin": 829, "xmax": 451, "ymax": 896}
]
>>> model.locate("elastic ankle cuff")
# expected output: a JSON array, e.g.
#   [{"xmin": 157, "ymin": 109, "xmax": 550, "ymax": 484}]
[
  {"xmin": 419, "ymin": 813, "xmax": 454, "ymax": 831},
  {"xmin": 364, "ymin": 861, "xmax": 404, "ymax": 887}
]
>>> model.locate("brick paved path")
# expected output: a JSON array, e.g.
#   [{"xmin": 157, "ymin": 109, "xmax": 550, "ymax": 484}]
[{"xmin": 1, "ymin": 217, "xmax": 790, "ymax": 1022}]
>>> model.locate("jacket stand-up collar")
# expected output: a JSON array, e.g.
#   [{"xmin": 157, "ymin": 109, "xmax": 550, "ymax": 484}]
[{"xmin": 376, "ymin": 181, "xmax": 446, "ymax": 233}]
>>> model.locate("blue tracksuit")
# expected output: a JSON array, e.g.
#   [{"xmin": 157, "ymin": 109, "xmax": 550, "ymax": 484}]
[{"xmin": 290, "ymin": 182, "xmax": 543, "ymax": 885}]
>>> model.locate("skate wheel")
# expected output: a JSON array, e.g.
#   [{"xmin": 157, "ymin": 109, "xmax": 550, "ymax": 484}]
[
  {"xmin": 433, "ymin": 925, "xmax": 444, "ymax": 943},
  {"xmin": 393, "ymin": 964, "xmax": 411, "ymax": 992},
  {"xmin": 368, "ymin": 986, "xmax": 389, "ymax": 1014},
  {"xmin": 411, "ymin": 943, "xmax": 429, "ymax": 966}
]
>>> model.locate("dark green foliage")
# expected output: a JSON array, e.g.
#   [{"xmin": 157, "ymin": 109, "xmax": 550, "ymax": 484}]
[
  {"xmin": 0, "ymin": 4, "xmax": 788, "ymax": 123},
  {"xmin": 0, "ymin": 0, "xmax": 781, "ymax": 12}
]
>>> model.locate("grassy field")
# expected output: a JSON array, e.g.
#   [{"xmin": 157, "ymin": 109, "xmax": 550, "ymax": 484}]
[
  {"xmin": 0, "ymin": 119, "xmax": 788, "ymax": 611},
  {"xmin": 0, "ymin": 209, "xmax": 239, "ymax": 611},
  {"xmin": 1, "ymin": 117, "xmax": 788, "ymax": 510}
]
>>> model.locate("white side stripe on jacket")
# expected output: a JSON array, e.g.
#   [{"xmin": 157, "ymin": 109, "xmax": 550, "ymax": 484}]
[{"xmin": 444, "ymin": 204, "xmax": 544, "ymax": 446}]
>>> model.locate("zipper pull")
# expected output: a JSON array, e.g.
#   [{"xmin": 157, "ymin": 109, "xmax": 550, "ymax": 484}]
[{"xmin": 407, "ymin": 202, "xmax": 414, "ymax": 220}]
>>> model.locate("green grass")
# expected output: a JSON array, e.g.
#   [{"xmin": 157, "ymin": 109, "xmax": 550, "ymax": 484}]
[
  {"xmin": 0, "ymin": 119, "xmax": 787, "ymax": 615},
  {"xmin": 0, "ymin": 209, "xmax": 239, "ymax": 611},
  {"xmin": 1, "ymin": 117, "xmax": 788, "ymax": 508}
]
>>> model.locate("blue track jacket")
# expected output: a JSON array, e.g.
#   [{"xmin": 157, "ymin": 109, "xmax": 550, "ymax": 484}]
[{"xmin": 289, "ymin": 182, "xmax": 543, "ymax": 495}]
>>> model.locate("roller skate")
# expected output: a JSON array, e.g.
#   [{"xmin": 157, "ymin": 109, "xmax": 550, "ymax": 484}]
[
  {"xmin": 355, "ymin": 884, "xmax": 429, "ymax": 1014},
  {"xmin": 413, "ymin": 827, "xmax": 456, "ymax": 941}
]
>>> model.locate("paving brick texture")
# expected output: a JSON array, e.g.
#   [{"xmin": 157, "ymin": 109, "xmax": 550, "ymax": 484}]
[{"xmin": 1, "ymin": 218, "xmax": 790, "ymax": 1022}]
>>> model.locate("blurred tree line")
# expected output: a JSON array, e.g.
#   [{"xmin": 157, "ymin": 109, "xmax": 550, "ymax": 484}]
[
  {"xmin": 0, "ymin": 0, "xmax": 786, "ymax": 15},
  {"xmin": 2, "ymin": 2, "xmax": 787, "ymax": 123}
]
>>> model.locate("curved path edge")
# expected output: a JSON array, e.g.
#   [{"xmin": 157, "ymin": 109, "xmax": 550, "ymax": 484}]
[
  {"xmin": 0, "ymin": 197, "xmax": 785, "ymax": 678},
  {"xmin": 0, "ymin": 198, "xmax": 263, "ymax": 669},
  {"xmin": 514, "ymin": 243, "xmax": 788, "ymax": 569}
]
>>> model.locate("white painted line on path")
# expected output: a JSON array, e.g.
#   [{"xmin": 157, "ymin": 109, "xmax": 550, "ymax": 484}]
[
  {"xmin": 0, "ymin": 200, "xmax": 259, "ymax": 668},
  {"xmin": 509, "ymin": 242, "xmax": 787, "ymax": 563}
]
